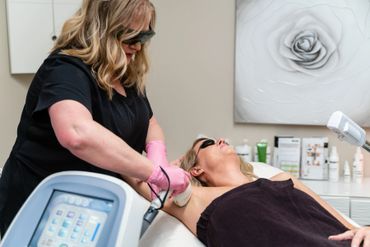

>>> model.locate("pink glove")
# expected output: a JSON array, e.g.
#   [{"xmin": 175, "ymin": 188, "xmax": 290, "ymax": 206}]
[
  {"xmin": 146, "ymin": 140, "xmax": 171, "ymax": 199},
  {"xmin": 146, "ymin": 164, "xmax": 191, "ymax": 199},
  {"xmin": 146, "ymin": 140, "xmax": 170, "ymax": 167}
]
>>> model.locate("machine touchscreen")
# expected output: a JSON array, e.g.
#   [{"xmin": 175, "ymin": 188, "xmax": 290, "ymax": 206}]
[{"xmin": 28, "ymin": 190, "xmax": 113, "ymax": 247}]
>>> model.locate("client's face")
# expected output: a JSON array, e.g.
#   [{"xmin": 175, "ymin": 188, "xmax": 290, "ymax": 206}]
[{"xmin": 191, "ymin": 138, "xmax": 240, "ymax": 176}]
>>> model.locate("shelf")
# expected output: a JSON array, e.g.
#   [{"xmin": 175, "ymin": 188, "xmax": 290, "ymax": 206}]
[
  {"xmin": 299, "ymin": 177, "xmax": 370, "ymax": 198},
  {"xmin": 300, "ymin": 177, "xmax": 370, "ymax": 226}
]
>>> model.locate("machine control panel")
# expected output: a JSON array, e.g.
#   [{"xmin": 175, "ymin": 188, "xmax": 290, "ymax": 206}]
[{"xmin": 30, "ymin": 191, "xmax": 113, "ymax": 247}]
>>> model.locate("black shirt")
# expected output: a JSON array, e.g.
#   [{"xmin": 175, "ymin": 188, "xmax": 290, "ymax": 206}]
[
  {"xmin": 14, "ymin": 52, "xmax": 152, "ymax": 176},
  {"xmin": 197, "ymin": 179, "xmax": 351, "ymax": 247},
  {"xmin": 0, "ymin": 52, "xmax": 153, "ymax": 234}
]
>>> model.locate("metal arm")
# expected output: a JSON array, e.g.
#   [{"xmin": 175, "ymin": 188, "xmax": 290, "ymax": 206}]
[{"xmin": 363, "ymin": 140, "xmax": 370, "ymax": 153}]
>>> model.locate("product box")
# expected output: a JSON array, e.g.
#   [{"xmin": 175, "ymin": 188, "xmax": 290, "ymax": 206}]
[
  {"xmin": 274, "ymin": 137, "xmax": 301, "ymax": 177},
  {"xmin": 300, "ymin": 137, "xmax": 329, "ymax": 180},
  {"xmin": 273, "ymin": 136, "xmax": 293, "ymax": 167}
]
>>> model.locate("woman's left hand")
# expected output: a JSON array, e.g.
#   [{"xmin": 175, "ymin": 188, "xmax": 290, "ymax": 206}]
[{"xmin": 328, "ymin": 227, "xmax": 370, "ymax": 247}]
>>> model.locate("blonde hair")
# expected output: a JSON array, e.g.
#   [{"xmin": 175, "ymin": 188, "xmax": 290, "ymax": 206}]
[
  {"xmin": 51, "ymin": 0, "xmax": 156, "ymax": 99},
  {"xmin": 180, "ymin": 138, "xmax": 257, "ymax": 187}
]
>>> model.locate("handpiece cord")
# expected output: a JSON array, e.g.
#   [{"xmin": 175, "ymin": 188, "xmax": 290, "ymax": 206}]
[
  {"xmin": 140, "ymin": 167, "xmax": 170, "ymax": 238},
  {"xmin": 146, "ymin": 166, "xmax": 170, "ymax": 209}
]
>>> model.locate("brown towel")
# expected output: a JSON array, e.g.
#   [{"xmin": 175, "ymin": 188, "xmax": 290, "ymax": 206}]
[{"xmin": 197, "ymin": 178, "xmax": 351, "ymax": 247}]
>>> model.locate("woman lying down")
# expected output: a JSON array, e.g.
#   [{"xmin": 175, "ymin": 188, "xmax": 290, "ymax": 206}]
[{"xmin": 124, "ymin": 138, "xmax": 370, "ymax": 247}]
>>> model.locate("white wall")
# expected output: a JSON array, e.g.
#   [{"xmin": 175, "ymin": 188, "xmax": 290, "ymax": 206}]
[
  {"xmin": 0, "ymin": 0, "xmax": 369, "ymax": 176},
  {"xmin": 147, "ymin": 0, "xmax": 370, "ymax": 176}
]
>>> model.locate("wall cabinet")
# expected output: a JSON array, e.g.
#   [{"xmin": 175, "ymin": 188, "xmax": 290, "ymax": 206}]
[
  {"xmin": 301, "ymin": 178, "xmax": 370, "ymax": 226},
  {"xmin": 6, "ymin": 0, "xmax": 82, "ymax": 74}
]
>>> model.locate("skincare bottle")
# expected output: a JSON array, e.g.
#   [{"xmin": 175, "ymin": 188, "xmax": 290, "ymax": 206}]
[
  {"xmin": 343, "ymin": 160, "xmax": 351, "ymax": 183},
  {"xmin": 352, "ymin": 147, "xmax": 364, "ymax": 183},
  {"xmin": 266, "ymin": 146, "xmax": 271, "ymax": 165},
  {"xmin": 328, "ymin": 146, "xmax": 339, "ymax": 182},
  {"xmin": 273, "ymin": 136, "xmax": 279, "ymax": 167},
  {"xmin": 235, "ymin": 139, "xmax": 252, "ymax": 163},
  {"xmin": 323, "ymin": 142, "xmax": 329, "ymax": 180},
  {"xmin": 253, "ymin": 146, "xmax": 257, "ymax": 162},
  {"xmin": 256, "ymin": 139, "xmax": 268, "ymax": 163}
]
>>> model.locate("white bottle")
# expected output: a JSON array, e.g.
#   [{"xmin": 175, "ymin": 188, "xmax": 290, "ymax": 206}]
[
  {"xmin": 235, "ymin": 139, "xmax": 252, "ymax": 163},
  {"xmin": 266, "ymin": 146, "xmax": 271, "ymax": 165},
  {"xmin": 329, "ymin": 146, "xmax": 339, "ymax": 182},
  {"xmin": 343, "ymin": 160, "xmax": 351, "ymax": 183},
  {"xmin": 254, "ymin": 146, "xmax": 258, "ymax": 162},
  {"xmin": 352, "ymin": 147, "xmax": 364, "ymax": 183}
]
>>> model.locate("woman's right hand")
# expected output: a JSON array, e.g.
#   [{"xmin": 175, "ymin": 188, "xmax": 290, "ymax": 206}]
[
  {"xmin": 329, "ymin": 227, "xmax": 370, "ymax": 247},
  {"xmin": 146, "ymin": 164, "xmax": 191, "ymax": 199}
]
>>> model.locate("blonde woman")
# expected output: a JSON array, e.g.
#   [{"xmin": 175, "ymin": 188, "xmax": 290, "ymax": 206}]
[
  {"xmin": 0, "ymin": 0, "xmax": 190, "ymax": 236},
  {"xmin": 126, "ymin": 138, "xmax": 370, "ymax": 247}
]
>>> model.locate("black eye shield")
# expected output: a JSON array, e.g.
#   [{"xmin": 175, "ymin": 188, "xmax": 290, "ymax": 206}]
[{"xmin": 121, "ymin": 29, "xmax": 155, "ymax": 45}]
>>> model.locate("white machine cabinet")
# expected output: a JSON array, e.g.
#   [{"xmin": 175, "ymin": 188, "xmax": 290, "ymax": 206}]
[
  {"xmin": 301, "ymin": 178, "xmax": 370, "ymax": 226},
  {"xmin": 0, "ymin": 171, "xmax": 149, "ymax": 247},
  {"xmin": 6, "ymin": 0, "xmax": 82, "ymax": 74}
]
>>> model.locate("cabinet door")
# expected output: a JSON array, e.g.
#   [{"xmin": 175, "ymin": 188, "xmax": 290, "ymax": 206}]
[
  {"xmin": 6, "ymin": 0, "xmax": 53, "ymax": 74},
  {"xmin": 351, "ymin": 198, "xmax": 370, "ymax": 226},
  {"xmin": 6, "ymin": 0, "xmax": 82, "ymax": 74},
  {"xmin": 53, "ymin": 0, "xmax": 82, "ymax": 39},
  {"xmin": 320, "ymin": 196, "xmax": 350, "ymax": 217}
]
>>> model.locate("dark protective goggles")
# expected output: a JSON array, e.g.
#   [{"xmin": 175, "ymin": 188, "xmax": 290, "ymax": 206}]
[
  {"xmin": 199, "ymin": 139, "xmax": 216, "ymax": 150},
  {"xmin": 122, "ymin": 29, "xmax": 156, "ymax": 45},
  {"xmin": 196, "ymin": 138, "xmax": 216, "ymax": 156},
  {"xmin": 193, "ymin": 138, "xmax": 216, "ymax": 166}
]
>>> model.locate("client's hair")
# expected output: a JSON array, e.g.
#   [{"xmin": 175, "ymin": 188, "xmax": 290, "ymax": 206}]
[{"xmin": 180, "ymin": 138, "xmax": 257, "ymax": 187}]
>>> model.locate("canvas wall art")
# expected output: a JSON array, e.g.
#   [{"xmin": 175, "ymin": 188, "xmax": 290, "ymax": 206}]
[{"xmin": 235, "ymin": 0, "xmax": 370, "ymax": 126}]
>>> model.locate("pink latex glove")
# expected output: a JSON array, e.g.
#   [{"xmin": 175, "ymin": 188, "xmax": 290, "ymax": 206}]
[
  {"xmin": 146, "ymin": 164, "xmax": 191, "ymax": 200},
  {"xmin": 146, "ymin": 140, "xmax": 170, "ymax": 199},
  {"xmin": 146, "ymin": 140, "xmax": 170, "ymax": 167}
]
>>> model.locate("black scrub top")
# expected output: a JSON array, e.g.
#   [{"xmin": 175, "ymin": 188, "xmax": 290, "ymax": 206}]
[{"xmin": 0, "ymin": 52, "xmax": 153, "ymax": 234}]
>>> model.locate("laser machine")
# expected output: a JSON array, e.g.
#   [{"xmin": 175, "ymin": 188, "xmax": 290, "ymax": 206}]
[{"xmin": 0, "ymin": 171, "xmax": 149, "ymax": 247}]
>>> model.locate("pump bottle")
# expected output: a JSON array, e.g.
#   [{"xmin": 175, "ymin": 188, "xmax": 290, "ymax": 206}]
[
  {"xmin": 352, "ymin": 147, "xmax": 364, "ymax": 183},
  {"xmin": 343, "ymin": 160, "xmax": 351, "ymax": 183},
  {"xmin": 328, "ymin": 146, "xmax": 339, "ymax": 182},
  {"xmin": 235, "ymin": 139, "xmax": 252, "ymax": 163}
]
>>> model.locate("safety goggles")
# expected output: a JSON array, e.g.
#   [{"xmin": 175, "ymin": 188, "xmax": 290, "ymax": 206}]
[
  {"xmin": 122, "ymin": 28, "xmax": 155, "ymax": 45},
  {"xmin": 194, "ymin": 138, "xmax": 216, "ymax": 164},
  {"xmin": 198, "ymin": 139, "xmax": 216, "ymax": 151}
]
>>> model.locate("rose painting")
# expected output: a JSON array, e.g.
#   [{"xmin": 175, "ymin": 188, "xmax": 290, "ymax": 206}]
[{"xmin": 235, "ymin": 0, "xmax": 370, "ymax": 126}]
